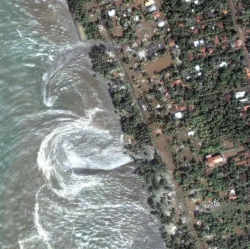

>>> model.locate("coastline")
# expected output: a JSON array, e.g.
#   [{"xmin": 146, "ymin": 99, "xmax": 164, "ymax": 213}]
[
  {"xmin": 67, "ymin": 0, "xmax": 249, "ymax": 248},
  {"xmin": 71, "ymin": 8, "xmax": 185, "ymax": 248},
  {"xmin": 75, "ymin": 21, "xmax": 87, "ymax": 41},
  {"xmin": 71, "ymin": 11, "xmax": 199, "ymax": 249}
]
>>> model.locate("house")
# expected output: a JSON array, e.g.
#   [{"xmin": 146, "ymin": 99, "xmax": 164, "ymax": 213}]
[
  {"xmin": 157, "ymin": 20, "xmax": 166, "ymax": 28},
  {"xmin": 235, "ymin": 91, "xmax": 246, "ymax": 99},
  {"xmin": 153, "ymin": 11, "xmax": 162, "ymax": 20},
  {"xmin": 195, "ymin": 65, "xmax": 201, "ymax": 71},
  {"xmin": 98, "ymin": 25, "xmax": 105, "ymax": 32},
  {"xmin": 235, "ymin": 39, "xmax": 243, "ymax": 49},
  {"xmin": 145, "ymin": 0, "xmax": 155, "ymax": 7},
  {"xmin": 245, "ymin": 67, "xmax": 250, "ymax": 79},
  {"xmin": 240, "ymin": 97, "xmax": 249, "ymax": 103},
  {"xmin": 188, "ymin": 130, "xmax": 195, "ymax": 136},
  {"xmin": 147, "ymin": 4, "xmax": 157, "ymax": 13},
  {"xmin": 214, "ymin": 36, "xmax": 220, "ymax": 46},
  {"xmin": 112, "ymin": 25, "xmax": 123, "ymax": 37},
  {"xmin": 146, "ymin": 42, "xmax": 165, "ymax": 58},
  {"xmin": 243, "ymin": 105, "xmax": 250, "ymax": 112},
  {"xmin": 234, "ymin": 150, "xmax": 250, "ymax": 166},
  {"xmin": 222, "ymin": 9, "xmax": 228, "ymax": 15},
  {"xmin": 165, "ymin": 90, "xmax": 170, "ymax": 98},
  {"xmin": 169, "ymin": 39, "xmax": 176, "ymax": 48},
  {"xmin": 153, "ymin": 128, "xmax": 163, "ymax": 136},
  {"xmin": 236, "ymin": 157, "xmax": 250, "ymax": 166},
  {"xmin": 173, "ymin": 104, "xmax": 187, "ymax": 112},
  {"xmin": 241, "ymin": 105, "xmax": 250, "ymax": 119},
  {"xmin": 206, "ymin": 154, "xmax": 226, "ymax": 169},
  {"xmin": 137, "ymin": 49, "xmax": 147, "ymax": 60},
  {"xmin": 208, "ymin": 48, "xmax": 214, "ymax": 55},
  {"xmin": 229, "ymin": 189, "xmax": 237, "ymax": 200},
  {"xmin": 114, "ymin": 0, "xmax": 122, "ymax": 7},
  {"xmin": 193, "ymin": 39, "xmax": 204, "ymax": 47},
  {"xmin": 219, "ymin": 61, "xmax": 228, "ymax": 68},
  {"xmin": 172, "ymin": 79, "xmax": 182, "ymax": 86},
  {"xmin": 196, "ymin": 15, "xmax": 201, "ymax": 23},
  {"xmin": 174, "ymin": 112, "xmax": 184, "ymax": 119},
  {"xmin": 108, "ymin": 9, "xmax": 116, "ymax": 17},
  {"xmin": 134, "ymin": 15, "xmax": 140, "ymax": 22}
]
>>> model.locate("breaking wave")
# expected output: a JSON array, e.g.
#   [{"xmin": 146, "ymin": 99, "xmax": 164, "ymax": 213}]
[{"xmin": 0, "ymin": 0, "xmax": 165, "ymax": 248}]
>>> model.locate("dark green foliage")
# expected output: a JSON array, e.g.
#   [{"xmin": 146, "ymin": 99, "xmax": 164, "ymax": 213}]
[
  {"xmin": 69, "ymin": 1, "xmax": 250, "ymax": 248},
  {"xmin": 89, "ymin": 44, "xmax": 115, "ymax": 75},
  {"xmin": 68, "ymin": 0, "xmax": 101, "ymax": 39}
]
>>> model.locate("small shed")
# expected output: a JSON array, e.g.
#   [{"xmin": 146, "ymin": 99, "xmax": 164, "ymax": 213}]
[
  {"xmin": 235, "ymin": 91, "xmax": 246, "ymax": 99},
  {"xmin": 206, "ymin": 154, "xmax": 226, "ymax": 169},
  {"xmin": 145, "ymin": 0, "xmax": 155, "ymax": 7}
]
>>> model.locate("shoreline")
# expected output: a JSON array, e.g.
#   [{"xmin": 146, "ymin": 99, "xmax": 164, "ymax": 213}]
[
  {"xmin": 67, "ymin": 0, "xmax": 249, "ymax": 248},
  {"xmin": 72, "ymin": 13, "xmax": 185, "ymax": 248},
  {"xmin": 73, "ymin": 19, "xmax": 199, "ymax": 249},
  {"xmin": 75, "ymin": 21, "xmax": 87, "ymax": 41}
]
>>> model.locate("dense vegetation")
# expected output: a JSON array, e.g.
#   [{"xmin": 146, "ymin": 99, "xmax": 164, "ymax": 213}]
[
  {"xmin": 68, "ymin": 0, "xmax": 102, "ymax": 39},
  {"xmin": 68, "ymin": 0, "xmax": 250, "ymax": 248}
]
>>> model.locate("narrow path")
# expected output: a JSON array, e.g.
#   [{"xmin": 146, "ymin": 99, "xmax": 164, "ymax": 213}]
[{"xmin": 94, "ymin": 4, "xmax": 207, "ymax": 249}]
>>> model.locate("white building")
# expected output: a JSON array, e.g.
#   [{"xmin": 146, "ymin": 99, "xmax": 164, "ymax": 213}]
[
  {"xmin": 193, "ymin": 39, "xmax": 204, "ymax": 47},
  {"xmin": 145, "ymin": 0, "xmax": 155, "ymax": 7},
  {"xmin": 175, "ymin": 112, "xmax": 183, "ymax": 119},
  {"xmin": 188, "ymin": 130, "xmax": 195, "ymax": 136},
  {"xmin": 148, "ymin": 5, "xmax": 157, "ymax": 13},
  {"xmin": 165, "ymin": 223, "xmax": 177, "ymax": 235},
  {"xmin": 108, "ymin": 9, "xmax": 116, "ymax": 17},
  {"xmin": 134, "ymin": 15, "xmax": 140, "ymax": 22},
  {"xmin": 157, "ymin": 21, "xmax": 166, "ymax": 28},
  {"xmin": 219, "ymin": 61, "xmax": 228, "ymax": 68},
  {"xmin": 235, "ymin": 91, "xmax": 246, "ymax": 99},
  {"xmin": 239, "ymin": 97, "xmax": 249, "ymax": 103},
  {"xmin": 138, "ymin": 50, "xmax": 147, "ymax": 60},
  {"xmin": 195, "ymin": 65, "xmax": 201, "ymax": 71}
]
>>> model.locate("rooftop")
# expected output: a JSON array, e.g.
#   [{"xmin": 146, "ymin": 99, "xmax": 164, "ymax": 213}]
[{"xmin": 206, "ymin": 154, "xmax": 226, "ymax": 169}]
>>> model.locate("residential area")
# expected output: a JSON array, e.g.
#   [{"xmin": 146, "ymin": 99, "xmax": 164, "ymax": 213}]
[{"xmin": 68, "ymin": 0, "xmax": 249, "ymax": 248}]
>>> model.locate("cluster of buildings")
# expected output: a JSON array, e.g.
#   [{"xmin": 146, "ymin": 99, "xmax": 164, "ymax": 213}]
[
  {"xmin": 76, "ymin": 0, "xmax": 250, "ymax": 246},
  {"xmin": 91, "ymin": 0, "xmax": 250, "ymax": 177}
]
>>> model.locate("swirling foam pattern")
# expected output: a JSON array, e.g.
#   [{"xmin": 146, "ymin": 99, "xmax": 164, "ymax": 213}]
[{"xmin": 0, "ymin": 0, "xmax": 165, "ymax": 248}]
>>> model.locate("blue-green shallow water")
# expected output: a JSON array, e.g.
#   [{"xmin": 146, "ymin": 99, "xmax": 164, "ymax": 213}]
[{"xmin": 0, "ymin": 0, "xmax": 165, "ymax": 248}]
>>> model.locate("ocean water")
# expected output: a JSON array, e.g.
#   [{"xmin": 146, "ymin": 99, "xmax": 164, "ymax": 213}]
[{"xmin": 0, "ymin": 0, "xmax": 165, "ymax": 248}]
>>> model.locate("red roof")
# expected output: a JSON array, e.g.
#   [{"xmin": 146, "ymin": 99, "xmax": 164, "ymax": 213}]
[
  {"xmin": 206, "ymin": 155, "xmax": 226, "ymax": 169},
  {"xmin": 214, "ymin": 36, "xmax": 220, "ymax": 46},
  {"xmin": 245, "ymin": 68, "xmax": 250, "ymax": 79},
  {"xmin": 243, "ymin": 105, "xmax": 250, "ymax": 112},
  {"xmin": 196, "ymin": 15, "xmax": 201, "ymax": 23},
  {"xmin": 153, "ymin": 11, "xmax": 162, "ymax": 19},
  {"xmin": 172, "ymin": 79, "xmax": 183, "ymax": 86},
  {"xmin": 235, "ymin": 39, "xmax": 243, "ymax": 49},
  {"xmin": 200, "ymin": 47, "xmax": 206, "ymax": 57},
  {"xmin": 174, "ymin": 105, "xmax": 187, "ymax": 112}
]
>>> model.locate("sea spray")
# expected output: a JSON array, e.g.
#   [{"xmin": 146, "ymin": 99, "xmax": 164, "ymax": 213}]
[{"xmin": 0, "ymin": 0, "xmax": 165, "ymax": 248}]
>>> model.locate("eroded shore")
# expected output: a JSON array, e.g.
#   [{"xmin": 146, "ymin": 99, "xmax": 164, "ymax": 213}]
[
  {"xmin": 73, "ymin": 18, "xmax": 196, "ymax": 249},
  {"xmin": 67, "ymin": 0, "xmax": 249, "ymax": 248}
]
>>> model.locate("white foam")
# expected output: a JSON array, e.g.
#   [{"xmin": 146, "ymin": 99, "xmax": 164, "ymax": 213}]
[
  {"xmin": 18, "ymin": 186, "xmax": 53, "ymax": 249},
  {"xmin": 37, "ymin": 106, "xmax": 130, "ymax": 191},
  {"xmin": 16, "ymin": 29, "xmax": 23, "ymax": 38},
  {"xmin": 34, "ymin": 186, "xmax": 53, "ymax": 249}
]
